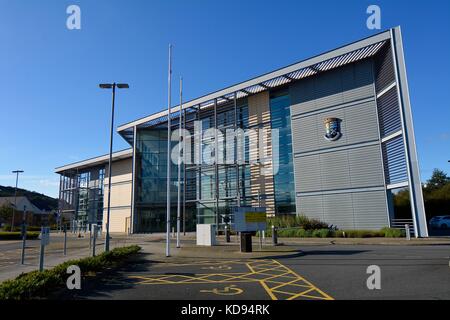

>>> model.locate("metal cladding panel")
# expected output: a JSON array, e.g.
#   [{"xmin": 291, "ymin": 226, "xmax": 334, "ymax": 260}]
[
  {"xmin": 290, "ymin": 57, "xmax": 388, "ymax": 230},
  {"xmin": 313, "ymin": 69, "xmax": 344, "ymax": 110},
  {"xmin": 294, "ymin": 144, "xmax": 383, "ymax": 193},
  {"xmin": 374, "ymin": 43, "xmax": 395, "ymax": 93},
  {"xmin": 342, "ymin": 60, "xmax": 375, "ymax": 103},
  {"xmin": 377, "ymin": 86, "xmax": 402, "ymax": 137},
  {"xmin": 296, "ymin": 195, "xmax": 324, "ymax": 221},
  {"xmin": 290, "ymin": 60, "xmax": 374, "ymax": 116},
  {"xmin": 322, "ymin": 193, "xmax": 354, "ymax": 229},
  {"xmin": 344, "ymin": 100, "xmax": 379, "ymax": 145},
  {"xmin": 291, "ymin": 115, "xmax": 319, "ymax": 152},
  {"xmin": 352, "ymin": 191, "xmax": 389, "ymax": 229},
  {"xmin": 291, "ymin": 100, "xmax": 379, "ymax": 154},
  {"xmin": 289, "ymin": 76, "xmax": 316, "ymax": 114},
  {"xmin": 294, "ymin": 154, "xmax": 322, "ymax": 193},
  {"xmin": 319, "ymin": 151, "xmax": 351, "ymax": 190},
  {"xmin": 382, "ymin": 135, "xmax": 408, "ymax": 184},
  {"xmin": 298, "ymin": 190, "xmax": 388, "ymax": 230},
  {"xmin": 348, "ymin": 145, "xmax": 384, "ymax": 188}
]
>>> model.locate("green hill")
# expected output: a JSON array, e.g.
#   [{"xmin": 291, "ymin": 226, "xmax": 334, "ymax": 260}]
[{"xmin": 0, "ymin": 185, "xmax": 58, "ymax": 211}]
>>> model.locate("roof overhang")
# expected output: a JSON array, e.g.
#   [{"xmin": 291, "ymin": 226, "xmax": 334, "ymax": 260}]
[
  {"xmin": 55, "ymin": 148, "xmax": 133, "ymax": 174},
  {"xmin": 117, "ymin": 28, "xmax": 394, "ymax": 144}
]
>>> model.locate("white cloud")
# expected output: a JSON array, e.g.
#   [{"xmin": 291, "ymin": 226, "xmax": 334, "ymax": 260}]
[{"xmin": 38, "ymin": 179, "xmax": 60, "ymax": 187}]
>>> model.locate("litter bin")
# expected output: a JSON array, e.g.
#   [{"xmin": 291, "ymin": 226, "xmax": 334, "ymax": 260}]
[{"xmin": 240, "ymin": 232, "xmax": 252, "ymax": 252}]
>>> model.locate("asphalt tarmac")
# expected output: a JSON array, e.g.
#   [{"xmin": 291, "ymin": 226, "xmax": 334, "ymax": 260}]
[{"xmin": 57, "ymin": 244, "xmax": 450, "ymax": 300}]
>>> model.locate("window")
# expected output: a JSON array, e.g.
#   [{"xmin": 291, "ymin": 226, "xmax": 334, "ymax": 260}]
[{"xmin": 270, "ymin": 92, "xmax": 296, "ymax": 214}]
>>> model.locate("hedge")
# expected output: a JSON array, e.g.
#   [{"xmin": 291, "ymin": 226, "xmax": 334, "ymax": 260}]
[
  {"xmin": 2, "ymin": 225, "xmax": 53, "ymax": 232},
  {"xmin": 0, "ymin": 245, "xmax": 141, "ymax": 300},
  {"xmin": 0, "ymin": 232, "xmax": 40, "ymax": 240},
  {"xmin": 268, "ymin": 215, "xmax": 328, "ymax": 230},
  {"xmin": 265, "ymin": 227, "xmax": 405, "ymax": 238}
]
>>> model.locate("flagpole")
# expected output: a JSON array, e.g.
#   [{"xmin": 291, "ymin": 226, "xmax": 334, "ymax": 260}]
[
  {"xmin": 176, "ymin": 77, "xmax": 183, "ymax": 248},
  {"xmin": 166, "ymin": 44, "xmax": 173, "ymax": 257}
]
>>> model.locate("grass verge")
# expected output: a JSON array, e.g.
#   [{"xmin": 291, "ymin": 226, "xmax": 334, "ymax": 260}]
[{"xmin": 0, "ymin": 245, "xmax": 141, "ymax": 300}]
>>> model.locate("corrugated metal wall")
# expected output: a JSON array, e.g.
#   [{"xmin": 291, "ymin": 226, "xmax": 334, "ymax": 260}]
[
  {"xmin": 374, "ymin": 44, "xmax": 409, "ymax": 186},
  {"xmin": 289, "ymin": 59, "xmax": 389, "ymax": 230}
]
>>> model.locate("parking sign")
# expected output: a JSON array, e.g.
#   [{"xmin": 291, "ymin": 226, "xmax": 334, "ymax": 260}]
[{"xmin": 41, "ymin": 227, "xmax": 50, "ymax": 246}]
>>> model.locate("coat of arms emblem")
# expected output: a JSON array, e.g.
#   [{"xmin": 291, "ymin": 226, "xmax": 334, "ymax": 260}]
[{"xmin": 324, "ymin": 117, "xmax": 341, "ymax": 141}]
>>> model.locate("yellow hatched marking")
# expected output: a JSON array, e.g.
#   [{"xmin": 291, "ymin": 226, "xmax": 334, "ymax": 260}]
[
  {"xmin": 259, "ymin": 280, "xmax": 278, "ymax": 300},
  {"xmin": 269, "ymin": 278, "xmax": 311, "ymax": 291},
  {"xmin": 267, "ymin": 260, "xmax": 334, "ymax": 300},
  {"xmin": 124, "ymin": 259, "xmax": 333, "ymax": 300}
]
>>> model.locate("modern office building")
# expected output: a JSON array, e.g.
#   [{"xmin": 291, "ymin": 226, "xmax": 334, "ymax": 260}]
[{"xmin": 55, "ymin": 27, "xmax": 428, "ymax": 237}]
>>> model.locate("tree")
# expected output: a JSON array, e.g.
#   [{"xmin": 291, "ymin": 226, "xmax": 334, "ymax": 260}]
[
  {"xmin": 426, "ymin": 169, "xmax": 450, "ymax": 190},
  {"xmin": 0, "ymin": 204, "xmax": 13, "ymax": 224}
]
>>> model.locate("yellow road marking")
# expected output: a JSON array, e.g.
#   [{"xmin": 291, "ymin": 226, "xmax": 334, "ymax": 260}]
[
  {"xmin": 200, "ymin": 285, "xmax": 243, "ymax": 296},
  {"xmin": 124, "ymin": 259, "xmax": 333, "ymax": 300},
  {"xmin": 259, "ymin": 280, "xmax": 278, "ymax": 300},
  {"xmin": 271, "ymin": 260, "xmax": 334, "ymax": 300}
]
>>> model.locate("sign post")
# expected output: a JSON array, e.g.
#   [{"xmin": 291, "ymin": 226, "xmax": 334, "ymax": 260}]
[
  {"xmin": 39, "ymin": 226, "xmax": 50, "ymax": 271},
  {"xmin": 233, "ymin": 207, "xmax": 267, "ymax": 253},
  {"xmin": 20, "ymin": 206, "xmax": 27, "ymax": 265}
]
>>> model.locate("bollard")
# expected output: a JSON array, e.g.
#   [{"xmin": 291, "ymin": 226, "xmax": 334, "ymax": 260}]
[
  {"xmin": 405, "ymin": 224, "xmax": 411, "ymax": 241},
  {"xmin": 92, "ymin": 225, "xmax": 97, "ymax": 257},
  {"xmin": 225, "ymin": 225, "xmax": 231, "ymax": 243},
  {"xmin": 89, "ymin": 225, "xmax": 92, "ymax": 249},
  {"xmin": 259, "ymin": 231, "xmax": 263, "ymax": 251},
  {"xmin": 272, "ymin": 225, "xmax": 278, "ymax": 246},
  {"xmin": 63, "ymin": 224, "xmax": 67, "ymax": 256},
  {"xmin": 39, "ymin": 243, "xmax": 45, "ymax": 271}
]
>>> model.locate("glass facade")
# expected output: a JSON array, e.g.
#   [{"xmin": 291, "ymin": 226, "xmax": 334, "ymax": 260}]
[
  {"xmin": 134, "ymin": 128, "xmax": 183, "ymax": 233},
  {"xmin": 270, "ymin": 92, "xmax": 296, "ymax": 214},
  {"xmin": 129, "ymin": 94, "xmax": 300, "ymax": 232},
  {"xmin": 76, "ymin": 169, "xmax": 105, "ymax": 226},
  {"xmin": 131, "ymin": 94, "xmax": 298, "ymax": 232},
  {"xmin": 387, "ymin": 187, "xmax": 413, "ymax": 220},
  {"xmin": 195, "ymin": 104, "xmax": 251, "ymax": 228},
  {"xmin": 59, "ymin": 167, "xmax": 105, "ymax": 230}
]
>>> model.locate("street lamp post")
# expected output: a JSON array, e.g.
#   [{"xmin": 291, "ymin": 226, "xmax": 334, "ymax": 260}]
[
  {"xmin": 166, "ymin": 44, "xmax": 173, "ymax": 257},
  {"xmin": 99, "ymin": 82, "xmax": 129, "ymax": 252},
  {"xmin": 11, "ymin": 170, "xmax": 24, "ymax": 231}
]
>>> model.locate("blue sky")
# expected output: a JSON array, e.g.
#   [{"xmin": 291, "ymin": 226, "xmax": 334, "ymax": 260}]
[{"xmin": 0, "ymin": 0, "xmax": 449, "ymax": 197}]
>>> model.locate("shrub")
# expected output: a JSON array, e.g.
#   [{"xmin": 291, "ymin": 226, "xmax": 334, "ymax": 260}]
[
  {"xmin": 274, "ymin": 228, "xmax": 333, "ymax": 238},
  {"xmin": 381, "ymin": 227, "xmax": 405, "ymax": 238},
  {"xmin": 2, "ymin": 225, "xmax": 45, "ymax": 232},
  {"xmin": 314, "ymin": 228, "xmax": 332, "ymax": 238},
  {"xmin": 296, "ymin": 229, "xmax": 309, "ymax": 237},
  {"xmin": 334, "ymin": 230, "xmax": 383, "ymax": 238},
  {"xmin": 0, "ymin": 232, "xmax": 40, "ymax": 240},
  {"xmin": 0, "ymin": 245, "xmax": 141, "ymax": 300},
  {"xmin": 273, "ymin": 228, "xmax": 406, "ymax": 238},
  {"xmin": 268, "ymin": 215, "xmax": 328, "ymax": 230}
]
